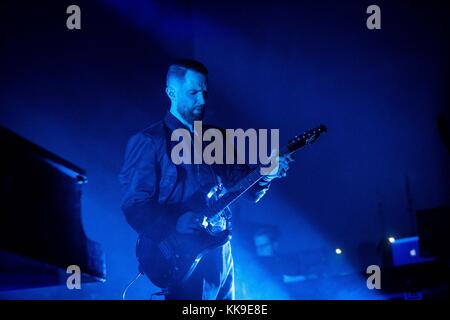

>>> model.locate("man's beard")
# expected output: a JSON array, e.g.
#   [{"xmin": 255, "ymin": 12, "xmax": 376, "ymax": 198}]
[{"xmin": 179, "ymin": 105, "xmax": 205, "ymax": 123}]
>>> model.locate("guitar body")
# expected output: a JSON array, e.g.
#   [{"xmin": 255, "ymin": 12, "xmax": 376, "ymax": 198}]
[
  {"xmin": 136, "ymin": 227, "xmax": 231, "ymax": 289},
  {"xmin": 136, "ymin": 184, "xmax": 232, "ymax": 289}
]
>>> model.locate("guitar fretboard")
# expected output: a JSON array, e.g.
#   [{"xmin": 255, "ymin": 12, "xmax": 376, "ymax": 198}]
[
  {"xmin": 205, "ymin": 145, "xmax": 291, "ymax": 220},
  {"xmin": 206, "ymin": 167, "xmax": 263, "ymax": 220},
  {"xmin": 203, "ymin": 123, "xmax": 326, "ymax": 221}
]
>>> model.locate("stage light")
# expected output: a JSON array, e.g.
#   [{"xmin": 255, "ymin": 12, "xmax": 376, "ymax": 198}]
[
  {"xmin": 388, "ymin": 236, "xmax": 396, "ymax": 244},
  {"xmin": 335, "ymin": 248, "xmax": 342, "ymax": 255}
]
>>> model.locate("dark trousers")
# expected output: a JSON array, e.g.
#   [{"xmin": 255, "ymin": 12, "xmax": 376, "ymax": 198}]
[{"xmin": 165, "ymin": 242, "xmax": 235, "ymax": 300}]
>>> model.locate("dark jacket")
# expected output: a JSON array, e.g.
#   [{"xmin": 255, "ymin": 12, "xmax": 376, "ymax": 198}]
[{"xmin": 118, "ymin": 112, "xmax": 271, "ymax": 238}]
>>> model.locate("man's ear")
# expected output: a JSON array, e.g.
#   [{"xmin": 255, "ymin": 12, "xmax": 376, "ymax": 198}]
[{"xmin": 166, "ymin": 86, "xmax": 176, "ymax": 100}]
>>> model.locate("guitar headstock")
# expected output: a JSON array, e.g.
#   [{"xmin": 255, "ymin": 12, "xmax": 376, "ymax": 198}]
[{"xmin": 287, "ymin": 124, "xmax": 327, "ymax": 153}]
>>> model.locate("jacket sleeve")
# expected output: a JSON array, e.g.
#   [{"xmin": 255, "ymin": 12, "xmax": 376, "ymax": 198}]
[{"xmin": 118, "ymin": 133, "xmax": 171, "ymax": 237}]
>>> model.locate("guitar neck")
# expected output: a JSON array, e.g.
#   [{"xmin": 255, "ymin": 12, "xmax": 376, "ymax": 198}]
[
  {"xmin": 206, "ymin": 167, "xmax": 263, "ymax": 220},
  {"xmin": 206, "ymin": 145, "xmax": 290, "ymax": 220},
  {"xmin": 204, "ymin": 122, "xmax": 327, "ymax": 220}
]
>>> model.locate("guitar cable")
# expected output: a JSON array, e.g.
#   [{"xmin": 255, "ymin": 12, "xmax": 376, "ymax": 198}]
[
  {"xmin": 121, "ymin": 271, "xmax": 143, "ymax": 300},
  {"xmin": 122, "ymin": 271, "xmax": 169, "ymax": 300}
]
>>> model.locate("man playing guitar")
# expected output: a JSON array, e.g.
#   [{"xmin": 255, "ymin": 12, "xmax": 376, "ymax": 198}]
[{"xmin": 118, "ymin": 59, "xmax": 295, "ymax": 300}]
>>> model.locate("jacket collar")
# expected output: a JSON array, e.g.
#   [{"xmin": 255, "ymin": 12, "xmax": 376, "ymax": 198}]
[{"xmin": 164, "ymin": 111, "xmax": 192, "ymax": 132}]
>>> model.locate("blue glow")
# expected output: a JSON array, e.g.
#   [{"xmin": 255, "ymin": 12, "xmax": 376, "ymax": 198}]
[{"xmin": 0, "ymin": 0, "xmax": 448, "ymax": 301}]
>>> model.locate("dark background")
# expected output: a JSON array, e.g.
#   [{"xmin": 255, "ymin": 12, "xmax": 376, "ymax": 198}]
[{"xmin": 0, "ymin": 0, "xmax": 449, "ymax": 299}]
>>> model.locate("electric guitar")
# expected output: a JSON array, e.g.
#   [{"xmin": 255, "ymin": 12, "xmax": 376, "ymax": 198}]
[{"xmin": 136, "ymin": 124, "xmax": 327, "ymax": 289}]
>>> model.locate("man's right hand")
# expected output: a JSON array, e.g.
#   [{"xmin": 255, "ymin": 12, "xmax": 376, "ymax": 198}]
[{"xmin": 176, "ymin": 211, "xmax": 206, "ymax": 234}]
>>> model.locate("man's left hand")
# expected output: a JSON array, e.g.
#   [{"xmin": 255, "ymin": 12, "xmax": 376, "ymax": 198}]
[{"xmin": 264, "ymin": 152, "xmax": 295, "ymax": 181}]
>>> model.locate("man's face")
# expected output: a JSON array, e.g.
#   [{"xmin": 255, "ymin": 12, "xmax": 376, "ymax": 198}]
[{"xmin": 173, "ymin": 70, "xmax": 208, "ymax": 123}]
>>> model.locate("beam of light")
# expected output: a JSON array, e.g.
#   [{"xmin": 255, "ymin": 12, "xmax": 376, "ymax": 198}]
[{"xmin": 100, "ymin": 1, "xmax": 390, "ymax": 300}]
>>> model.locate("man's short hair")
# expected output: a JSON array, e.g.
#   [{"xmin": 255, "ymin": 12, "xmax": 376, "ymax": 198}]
[{"xmin": 166, "ymin": 59, "xmax": 208, "ymax": 85}]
